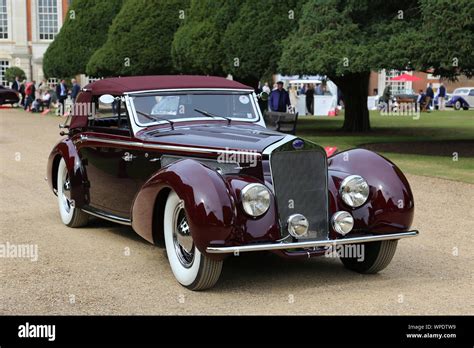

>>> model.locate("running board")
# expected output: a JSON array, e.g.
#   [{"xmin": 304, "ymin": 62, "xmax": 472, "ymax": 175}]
[{"xmin": 81, "ymin": 206, "xmax": 131, "ymax": 226}]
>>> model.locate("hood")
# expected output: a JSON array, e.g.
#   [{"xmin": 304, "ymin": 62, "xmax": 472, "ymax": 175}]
[{"xmin": 137, "ymin": 123, "xmax": 287, "ymax": 153}]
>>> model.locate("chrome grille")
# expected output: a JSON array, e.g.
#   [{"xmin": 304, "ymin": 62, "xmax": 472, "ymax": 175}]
[{"xmin": 270, "ymin": 149, "xmax": 328, "ymax": 240}]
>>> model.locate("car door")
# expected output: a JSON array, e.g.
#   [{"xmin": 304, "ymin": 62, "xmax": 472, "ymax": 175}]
[
  {"xmin": 78, "ymin": 96, "xmax": 144, "ymax": 219},
  {"xmin": 467, "ymin": 89, "xmax": 474, "ymax": 107}
]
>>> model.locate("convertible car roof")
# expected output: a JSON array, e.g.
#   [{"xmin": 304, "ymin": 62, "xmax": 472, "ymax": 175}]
[{"xmin": 83, "ymin": 75, "xmax": 253, "ymax": 95}]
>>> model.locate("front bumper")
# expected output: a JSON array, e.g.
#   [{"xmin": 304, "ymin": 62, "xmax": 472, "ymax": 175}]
[{"xmin": 206, "ymin": 230, "xmax": 418, "ymax": 254}]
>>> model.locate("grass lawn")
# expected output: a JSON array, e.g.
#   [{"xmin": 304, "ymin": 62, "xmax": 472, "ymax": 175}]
[{"xmin": 297, "ymin": 109, "xmax": 474, "ymax": 183}]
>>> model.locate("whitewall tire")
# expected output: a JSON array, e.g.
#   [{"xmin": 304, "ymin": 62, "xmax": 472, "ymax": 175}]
[
  {"xmin": 163, "ymin": 191, "xmax": 222, "ymax": 290},
  {"xmin": 57, "ymin": 158, "xmax": 88, "ymax": 227}
]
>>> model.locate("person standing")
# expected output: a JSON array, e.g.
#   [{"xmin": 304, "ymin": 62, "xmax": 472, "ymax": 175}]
[
  {"xmin": 56, "ymin": 80, "xmax": 68, "ymax": 115},
  {"xmin": 416, "ymin": 89, "xmax": 426, "ymax": 112},
  {"xmin": 289, "ymin": 86, "xmax": 299, "ymax": 112},
  {"xmin": 262, "ymin": 82, "xmax": 271, "ymax": 95},
  {"xmin": 24, "ymin": 81, "xmax": 36, "ymax": 111},
  {"xmin": 425, "ymin": 83, "xmax": 434, "ymax": 112},
  {"xmin": 19, "ymin": 80, "xmax": 26, "ymax": 107},
  {"xmin": 305, "ymin": 84, "xmax": 315, "ymax": 115},
  {"xmin": 438, "ymin": 83, "xmax": 446, "ymax": 110},
  {"xmin": 269, "ymin": 81, "xmax": 291, "ymax": 112},
  {"xmin": 71, "ymin": 79, "xmax": 81, "ymax": 103},
  {"xmin": 11, "ymin": 76, "xmax": 21, "ymax": 92}
]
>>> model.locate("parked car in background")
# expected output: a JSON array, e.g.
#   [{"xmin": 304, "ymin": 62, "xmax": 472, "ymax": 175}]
[
  {"xmin": 446, "ymin": 87, "xmax": 474, "ymax": 110},
  {"xmin": 0, "ymin": 85, "xmax": 20, "ymax": 106},
  {"xmin": 47, "ymin": 75, "xmax": 418, "ymax": 290}
]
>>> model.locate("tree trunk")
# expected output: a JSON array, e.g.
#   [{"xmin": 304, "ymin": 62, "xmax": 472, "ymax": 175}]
[{"xmin": 332, "ymin": 72, "xmax": 371, "ymax": 132}]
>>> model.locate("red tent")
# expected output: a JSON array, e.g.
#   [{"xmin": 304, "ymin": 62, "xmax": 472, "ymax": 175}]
[{"xmin": 389, "ymin": 73, "xmax": 421, "ymax": 82}]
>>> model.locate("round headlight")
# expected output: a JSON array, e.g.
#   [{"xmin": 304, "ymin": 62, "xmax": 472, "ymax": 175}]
[
  {"xmin": 339, "ymin": 175, "xmax": 369, "ymax": 208},
  {"xmin": 241, "ymin": 183, "xmax": 271, "ymax": 217},
  {"xmin": 287, "ymin": 214, "xmax": 309, "ymax": 238},
  {"xmin": 331, "ymin": 211, "xmax": 354, "ymax": 235}
]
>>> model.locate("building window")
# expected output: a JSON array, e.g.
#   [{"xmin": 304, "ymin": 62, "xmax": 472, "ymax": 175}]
[
  {"xmin": 47, "ymin": 78, "xmax": 58, "ymax": 89},
  {"xmin": 38, "ymin": 0, "xmax": 59, "ymax": 41},
  {"xmin": 385, "ymin": 70, "xmax": 408, "ymax": 94},
  {"xmin": 0, "ymin": 0, "xmax": 8, "ymax": 39},
  {"xmin": 0, "ymin": 60, "xmax": 10, "ymax": 86}
]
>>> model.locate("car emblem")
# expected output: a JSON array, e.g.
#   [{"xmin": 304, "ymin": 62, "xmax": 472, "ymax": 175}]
[{"xmin": 292, "ymin": 139, "xmax": 304, "ymax": 150}]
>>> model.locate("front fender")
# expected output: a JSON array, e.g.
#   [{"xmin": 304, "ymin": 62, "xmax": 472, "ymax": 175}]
[
  {"xmin": 131, "ymin": 159, "xmax": 238, "ymax": 260},
  {"xmin": 328, "ymin": 149, "xmax": 414, "ymax": 239},
  {"xmin": 47, "ymin": 138, "xmax": 88, "ymax": 208},
  {"xmin": 447, "ymin": 96, "xmax": 468, "ymax": 107}
]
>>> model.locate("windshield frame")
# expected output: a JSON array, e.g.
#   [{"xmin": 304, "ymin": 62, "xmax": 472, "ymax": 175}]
[{"xmin": 125, "ymin": 88, "xmax": 261, "ymax": 130}]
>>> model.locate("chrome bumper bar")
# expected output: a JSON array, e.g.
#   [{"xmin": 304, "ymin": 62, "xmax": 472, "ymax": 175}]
[{"xmin": 206, "ymin": 230, "xmax": 419, "ymax": 254}]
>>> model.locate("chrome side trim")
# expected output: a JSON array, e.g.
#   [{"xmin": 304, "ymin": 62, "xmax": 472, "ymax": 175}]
[
  {"xmin": 75, "ymin": 135, "xmax": 261, "ymax": 157},
  {"xmin": 82, "ymin": 206, "xmax": 132, "ymax": 226},
  {"xmin": 206, "ymin": 230, "xmax": 419, "ymax": 253}
]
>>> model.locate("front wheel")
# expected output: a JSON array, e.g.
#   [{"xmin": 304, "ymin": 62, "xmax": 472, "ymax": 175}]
[
  {"xmin": 454, "ymin": 100, "xmax": 462, "ymax": 110},
  {"xmin": 340, "ymin": 240, "xmax": 398, "ymax": 274},
  {"xmin": 163, "ymin": 191, "xmax": 223, "ymax": 290},
  {"xmin": 57, "ymin": 158, "xmax": 89, "ymax": 227}
]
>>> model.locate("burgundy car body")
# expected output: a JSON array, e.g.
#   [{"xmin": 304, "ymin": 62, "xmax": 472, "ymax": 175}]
[{"xmin": 47, "ymin": 76, "xmax": 417, "ymax": 262}]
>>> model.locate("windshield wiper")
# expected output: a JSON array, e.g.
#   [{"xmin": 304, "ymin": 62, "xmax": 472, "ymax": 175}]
[
  {"xmin": 136, "ymin": 110, "xmax": 174, "ymax": 130},
  {"xmin": 194, "ymin": 108, "xmax": 232, "ymax": 125}
]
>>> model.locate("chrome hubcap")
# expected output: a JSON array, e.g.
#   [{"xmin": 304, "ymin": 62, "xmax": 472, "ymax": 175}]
[{"xmin": 172, "ymin": 202, "xmax": 194, "ymax": 268}]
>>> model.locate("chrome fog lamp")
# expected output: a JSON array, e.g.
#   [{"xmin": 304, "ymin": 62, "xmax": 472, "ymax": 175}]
[
  {"xmin": 331, "ymin": 211, "xmax": 354, "ymax": 235},
  {"xmin": 340, "ymin": 175, "xmax": 369, "ymax": 208},
  {"xmin": 287, "ymin": 214, "xmax": 309, "ymax": 238},
  {"xmin": 241, "ymin": 183, "xmax": 271, "ymax": 217}
]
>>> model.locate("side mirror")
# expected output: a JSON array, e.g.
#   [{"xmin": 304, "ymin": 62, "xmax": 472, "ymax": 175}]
[
  {"xmin": 258, "ymin": 92, "xmax": 269, "ymax": 101},
  {"xmin": 99, "ymin": 94, "xmax": 115, "ymax": 105}
]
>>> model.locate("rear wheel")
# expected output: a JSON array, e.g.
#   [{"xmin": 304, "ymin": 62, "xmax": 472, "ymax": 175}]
[
  {"xmin": 340, "ymin": 240, "xmax": 398, "ymax": 274},
  {"xmin": 57, "ymin": 158, "xmax": 89, "ymax": 227},
  {"xmin": 163, "ymin": 191, "xmax": 222, "ymax": 290}
]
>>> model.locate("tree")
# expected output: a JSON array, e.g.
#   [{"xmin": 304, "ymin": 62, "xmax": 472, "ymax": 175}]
[
  {"xmin": 87, "ymin": 0, "xmax": 190, "ymax": 77},
  {"xmin": 5, "ymin": 67, "xmax": 26, "ymax": 83},
  {"xmin": 279, "ymin": 0, "xmax": 473, "ymax": 132},
  {"xmin": 414, "ymin": 0, "xmax": 474, "ymax": 79},
  {"xmin": 171, "ymin": 0, "xmax": 243, "ymax": 76},
  {"xmin": 43, "ymin": 0, "xmax": 124, "ymax": 78},
  {"xmin": 221, "ymin": 0, "xmax": 301, "ymax": 88}
]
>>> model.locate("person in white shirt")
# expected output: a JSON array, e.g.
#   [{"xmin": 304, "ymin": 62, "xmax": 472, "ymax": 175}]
[{"xmin": 262, "ymin": 82, "xmax": 271, "ymax": 94}]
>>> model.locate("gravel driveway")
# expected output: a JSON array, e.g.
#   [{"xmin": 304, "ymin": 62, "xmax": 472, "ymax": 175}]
[{"xmin": 1, "ymin": 108, "xmax": 473, "ymax": 315}]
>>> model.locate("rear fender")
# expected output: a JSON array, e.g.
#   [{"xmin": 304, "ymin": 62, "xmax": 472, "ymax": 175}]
[{"xmin": 47, "ymin": 138, "xmax": 88, "ymax": 208}]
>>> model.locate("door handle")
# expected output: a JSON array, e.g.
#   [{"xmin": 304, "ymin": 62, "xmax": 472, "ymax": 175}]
[{"xmin": 122, "ymin": 152, "xmax": 136, "ymax": 162}]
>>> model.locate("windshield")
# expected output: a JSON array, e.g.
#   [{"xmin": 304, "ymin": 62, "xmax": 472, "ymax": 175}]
[{"xmin": 130, "ymin": 91, "xmax": 258, "ymax": 125}]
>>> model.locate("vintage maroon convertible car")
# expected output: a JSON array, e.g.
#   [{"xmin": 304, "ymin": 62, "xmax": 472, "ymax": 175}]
[{"xmin": 47, "ymin": 76, "xmax": 418, "ymax": 290}]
